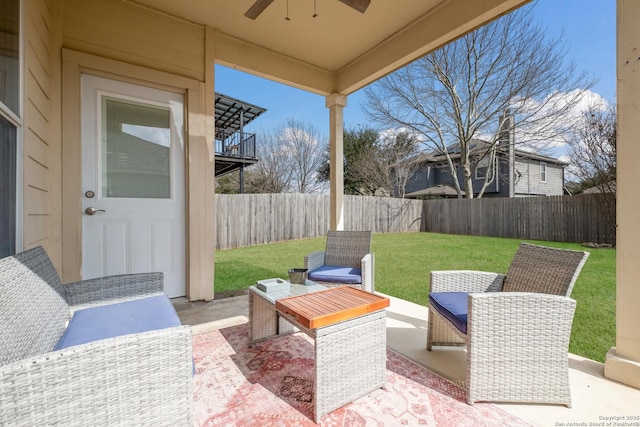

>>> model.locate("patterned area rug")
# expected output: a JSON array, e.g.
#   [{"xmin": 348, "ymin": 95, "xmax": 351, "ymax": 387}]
[{"xmin": 192, "ymin": 323, "xmax": 531, "ymax": 426}]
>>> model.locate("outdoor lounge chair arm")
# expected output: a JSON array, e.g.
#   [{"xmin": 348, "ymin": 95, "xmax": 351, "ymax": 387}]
[
  {"xmin": 64, "ymin": 272, "xmax": 164, "ymax": 311},
  {"xmin": 0, "ymin": 325, "xmax": 194, "ymax": 425},
  {"xmin": 305, "ymin": 250, "xmax": 326, "ymax": 271},
  {"xmin": 361, "ymin": 253, "xmax": 375, "ymax": 292},
  {"xmin": 430, "ymin": 270, "xmax": 505, "ymax": 294},
  {"xmin": 466, "ymin": 292, "xmax": 576, "ymax": 406}
]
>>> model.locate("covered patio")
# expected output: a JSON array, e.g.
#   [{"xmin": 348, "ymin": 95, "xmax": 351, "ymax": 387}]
[
  {"xmin": 174, "ymin": 292, "xmax": 640, "ymax": 426},
  {"xmin": 4, "ymin": 0, "xmax": 640, "ymax": 422}
]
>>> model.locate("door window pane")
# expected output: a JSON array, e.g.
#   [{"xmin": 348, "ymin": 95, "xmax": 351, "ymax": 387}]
[
  {"xmin": 0, "ymin": 0, "xmax": 20, "ymax": 115},
  {"xmin": 0, "ymin": 114, "xmax": 16, "ymax": 257},
  {"xmin": 102, "ymin": 97, "xmax": 171, "ymax": 198}
]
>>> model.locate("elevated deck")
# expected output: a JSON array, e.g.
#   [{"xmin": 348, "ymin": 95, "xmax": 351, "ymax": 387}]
[{"xmin": 214, "ymin": 93, "xmax": 266, "ymax": 178}]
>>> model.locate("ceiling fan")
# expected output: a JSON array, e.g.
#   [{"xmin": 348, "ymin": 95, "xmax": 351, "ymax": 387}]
[{"xmin": 244, "ymin": 0, "xmax": 371, "ymax": 20}]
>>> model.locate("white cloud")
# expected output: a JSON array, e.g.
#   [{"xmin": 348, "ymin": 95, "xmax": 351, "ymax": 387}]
[{"xmin": 511, "ymin": 89, "xmax": 611, "ymax": 157}]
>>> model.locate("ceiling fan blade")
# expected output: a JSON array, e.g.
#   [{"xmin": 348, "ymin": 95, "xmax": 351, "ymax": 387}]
[
  {"xmin": 244, "ymin": 0, "xmax": 275, "ymax": 19},
  {"xmin": 338, "ymin": 0, "xmax": 371, "ymax": 14}
]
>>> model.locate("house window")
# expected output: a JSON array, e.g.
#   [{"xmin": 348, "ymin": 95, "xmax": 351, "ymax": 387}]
[
  {"xmin": 475, "ymin": 157, "xmax": 494, "ymax": 180},
  {"xmin": 540, "ymin": 161, "xmax": 547, "ymax": 183},
  {"xmin": 0, "ymin": 0, "xmax": 21, "ymax": 258},
  {"xmin": 0, "ymin": 116, "xmax": 17, "ymax": 257},
  {"xmin": 0, "ymin": 0, "xmax": 20, "ymax": 116}
]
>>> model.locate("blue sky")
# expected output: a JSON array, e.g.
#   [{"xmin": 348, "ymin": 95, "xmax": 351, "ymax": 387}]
[{"xmin": 215, "ymin": 0, "xmax": 615, "ymax": 139}]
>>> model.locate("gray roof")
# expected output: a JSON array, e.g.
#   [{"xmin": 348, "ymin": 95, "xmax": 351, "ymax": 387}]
[
  {"xmin": 215, "ymin": 93, "xmax": 266, "ymax": 132},
  {"xmin": 405, "ymin": 184, "xmax": 464, "ymax": 198},
  {"xmin": 582, "ymin": 180, "xmax": 616, "ymax": 194},
  {"xmin": 413, "ymin": 139, "xmax": 568, "ymax": 166}
]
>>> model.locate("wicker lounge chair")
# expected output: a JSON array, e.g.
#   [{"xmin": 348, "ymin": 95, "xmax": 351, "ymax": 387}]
[
  {"xmin": 0, "ymin": 246, "xmax": 193, "ymax": 425},
  {"xmin": 427, "ymin": 242, "xmax": 590, "ymax": 407},
  {"xmin": 304, "ymin": 230, "xmax": 374, "ymax": 292}
]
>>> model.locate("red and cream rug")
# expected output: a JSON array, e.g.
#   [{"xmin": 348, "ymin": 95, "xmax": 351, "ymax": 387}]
[{"xmin": 192, "ymin": 323, "xmax": 531, "ymax": 426}]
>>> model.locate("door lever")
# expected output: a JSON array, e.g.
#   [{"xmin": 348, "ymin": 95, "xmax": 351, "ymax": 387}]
[{"xmin": 85, "ymin": 207, "xmax": 106, "ymax": 216}]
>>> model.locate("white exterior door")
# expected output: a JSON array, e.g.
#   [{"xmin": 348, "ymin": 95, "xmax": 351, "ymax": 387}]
[{"xmin": 81, "ymin": 74, "xmax": 186, "ymax": 297}]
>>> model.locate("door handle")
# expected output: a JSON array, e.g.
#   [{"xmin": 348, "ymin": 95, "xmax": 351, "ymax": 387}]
[{"xmin": 85, "ymin": 207, "xmax": 106, "ymax": 216}]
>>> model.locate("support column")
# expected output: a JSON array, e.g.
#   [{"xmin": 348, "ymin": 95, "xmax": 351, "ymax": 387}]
[
  {"xmin": 604, "ymin": 0, "xmax": 640, "ymax": 389},
  {"xmin": 326, "ymin": 94, "xmax": 347, "ymax": 230}
]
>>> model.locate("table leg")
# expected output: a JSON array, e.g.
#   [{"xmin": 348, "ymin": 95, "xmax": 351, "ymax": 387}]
[
  {"xmin": 313, "ymin": 311, "xmax": 387, "ymax": 422},
  {"xmin": 249, "ymin": 291, "xmax": 297, "ymax": 347}
]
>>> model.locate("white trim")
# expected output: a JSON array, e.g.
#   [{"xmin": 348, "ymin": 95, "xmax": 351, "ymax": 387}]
[
  {"xmin": 540, "ymin": 161, "xmax": 547, "ymax": 183},
  {"xmin": 15, "ymin": 122, "xmax": 22, "ymax": 252},
  {"xmin": 0, "ymin": 104, "xmax": 20, "ymax": 127},
  {"xmin": 495, "ymin": 157, "xmax": 500, "ymax": 192}
]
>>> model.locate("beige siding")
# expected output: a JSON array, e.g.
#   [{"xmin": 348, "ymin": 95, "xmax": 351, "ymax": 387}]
[
  {"xmin": 63, "ymin": 0, "xmax": 205, "ymax": 81},
  {"xmin": 23, "ymin": 0, "xmax": 55, "ymax": 256}
]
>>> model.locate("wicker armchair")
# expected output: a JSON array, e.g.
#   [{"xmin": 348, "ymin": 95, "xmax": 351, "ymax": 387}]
[
  {"xmin": 304, "ymin": 230, "xmax": 375, "ymax": 292},
  {"xmin": 427, "ymin": 242, "xmax": 590, "ymax": 407},
  {"xmin": 0, "ymin": 246, "xmax": 193, "ymax": 425}
]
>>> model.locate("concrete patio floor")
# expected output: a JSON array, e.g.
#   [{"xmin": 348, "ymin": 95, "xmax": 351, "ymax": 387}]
[{"xmin": 173, "ymin": 292, "xmax": 640, "ymax": 427}]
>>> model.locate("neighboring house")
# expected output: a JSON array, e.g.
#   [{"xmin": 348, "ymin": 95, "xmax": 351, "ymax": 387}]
[
  {"xmin": 404, "ymin": 139, "xmax": 567, "ymax": 198},
  {"xmin": 582, "ymin": 180, "xmax": 616, "ymax": 194}
]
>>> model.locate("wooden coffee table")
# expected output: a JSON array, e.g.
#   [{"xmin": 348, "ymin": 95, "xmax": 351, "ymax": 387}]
[{"xmin": 248, "ymin": 283, "xmax": 390, "ymax": 422}]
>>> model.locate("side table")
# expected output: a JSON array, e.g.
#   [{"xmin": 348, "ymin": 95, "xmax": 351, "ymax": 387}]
[{"xmin": 248, "ymin": 284, "xmax": 390, "ymax": 422}]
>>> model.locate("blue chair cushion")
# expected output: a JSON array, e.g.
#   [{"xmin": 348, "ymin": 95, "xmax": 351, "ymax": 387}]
[
  {"xmin": 54, "ymin": 295, "xmax": 182, "ymax": 350},
  {"xmin": 428, "ymin": 292, "xmax": 469, "ymax": 334},
  {"xmin": 308, "ymin": 265, "xmax": 362, "ymax": 284}
]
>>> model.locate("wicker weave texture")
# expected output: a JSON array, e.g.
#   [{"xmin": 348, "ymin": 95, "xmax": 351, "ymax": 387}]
[
  {"xmin": 0, "ymin": 327, "xmax": 194, "ymax": 426},
  {"xmin": 314, "ymin": 311, "xmax": 386, "ymax": 422},
  {"xmin": 324, "ymin": 230, "xmax": 371, "ymax": 268},
  {"xmin": 0, "ymin": 246, "xmax": 194, "ymax": 426},
  {"xmin": 248, "ymin": 287, "xmax": 387, "ymax": 422},
  {"xmin": 467, "ymin": 292, "xmax": 576, "ymax": 406},
  {"xmin": 1, "ymin": 247, "xmax": 71, "ymax": 364},
  {"xmin": 426, "ymin": 243, "xmax": 589, "ymax": 407},
  {"xmin": 502, "ymin": 243, "xmax": 589, "ymax": 296},
  {"xmin": 65, "ymin": 273, "xmax": 164, "ymax": 311},
  {"xmin": 427, "ymin": 271, "xmax": 505, "ymax": 349},
  {"xmin": 249, "ymin": 290, "xmax": 280, "ymax": 345},
  {"xmin": 304, "ymin": 230, "xmax": 375, "ymax": 292}
]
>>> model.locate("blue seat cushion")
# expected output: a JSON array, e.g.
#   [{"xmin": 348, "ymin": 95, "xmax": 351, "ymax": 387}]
[
  {"xmin": 308, "ymin": 265, "xmax": 362, "ymax": 284},
  {"xmin": 428, "ymin": 292, "xmax": 469, "ymax": 334},
  {"xmin": 54, "ymin": 295, "xmax": 181, "ymax": 350}
]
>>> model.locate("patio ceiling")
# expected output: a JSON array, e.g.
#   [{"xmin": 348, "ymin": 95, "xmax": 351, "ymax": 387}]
[{"xmin": 131, "ymin": 0, "xmax": 531, "ymax": 95}]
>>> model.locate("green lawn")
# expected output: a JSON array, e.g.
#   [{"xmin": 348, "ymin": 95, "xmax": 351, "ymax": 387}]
[{"xmin": 214, "ymin": 232, "xmax": 616, "ymax": 363}]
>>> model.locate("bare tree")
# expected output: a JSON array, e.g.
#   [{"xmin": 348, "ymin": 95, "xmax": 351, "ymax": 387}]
[
  {"xmin": 244, "ymin": 119, "xmax": 327, "ymax": 193},
  {"xmin": 279, "ymin": 119, "xmax": 328, "ymax": 193},
  {"xmin": 245, "ymin": 134, "xmax": 292, "ymax": 193},
  {"xmin": 364, "ymin": 3, "xmax": 592, "ymax": 198},
  {"xmin": 568, "ymin": 102, "xmax": 616, "ymax": 192},
  {"xmin": 567, "ymin": 101, "xmax": 616, "ymax": 238}
]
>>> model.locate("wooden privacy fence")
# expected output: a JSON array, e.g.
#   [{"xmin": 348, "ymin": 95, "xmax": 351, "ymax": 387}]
[
  {"xmin": 216, "ymin": 193, "xmax": 615, "ymax": 249},
  {"xmin": 215, "ymin": 194, "xmax": 424, "ymax": 249},
  {"xmin": 422, "ymin": 193, "xmax": 615, "ymax": 244}
]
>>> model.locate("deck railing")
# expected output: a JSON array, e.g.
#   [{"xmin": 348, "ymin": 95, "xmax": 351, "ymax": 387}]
[{"xmin": 215, "ymin": 128, "xmax": 257, "ymax": 159}]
